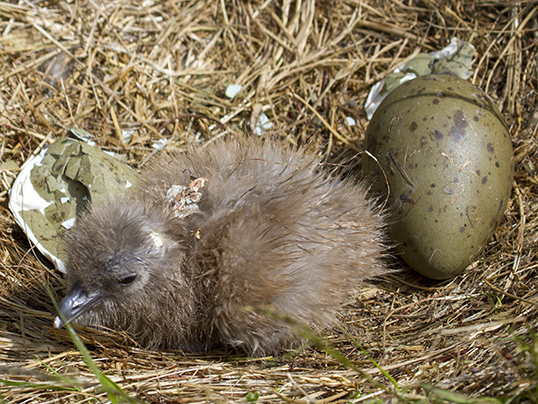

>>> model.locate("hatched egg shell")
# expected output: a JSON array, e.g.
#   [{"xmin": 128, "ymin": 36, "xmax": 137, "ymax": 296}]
[{"xmin": 363, "ymin": 74, "xmax": 514, "ymax": 279}]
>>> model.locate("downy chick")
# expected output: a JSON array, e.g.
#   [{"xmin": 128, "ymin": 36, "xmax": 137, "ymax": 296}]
[{"xmin": 55, "ymin": 139, "xmax": 386, "ymax": 355}]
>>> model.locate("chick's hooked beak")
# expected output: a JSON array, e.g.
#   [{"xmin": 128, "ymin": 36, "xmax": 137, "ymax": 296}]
[{"xmin": 53, "ymin": 282, "xmax": 104, "ymax": 329}]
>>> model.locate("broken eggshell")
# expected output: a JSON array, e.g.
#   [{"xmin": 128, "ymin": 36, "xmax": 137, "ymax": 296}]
[
  {"xmin": 363, "ymin": 74, "xmax": 514, "ymax": 279},
  {"xmin": 9, "ymin": 136, "xmax": 142, "ymax": 272},
  {"xmin": 365, "ymin": 38, "xmax": 475, "ymax": 120}
]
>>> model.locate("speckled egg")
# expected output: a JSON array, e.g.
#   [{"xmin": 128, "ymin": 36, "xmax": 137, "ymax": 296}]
[{"xmin": 363, "ymin": 74, "xmax": 513, "ymax": 279}]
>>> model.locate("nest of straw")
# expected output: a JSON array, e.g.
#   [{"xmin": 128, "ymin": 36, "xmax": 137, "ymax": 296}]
[{"xmin": 0, "ymin": 0, "xmax": 537, "ymax": 402}]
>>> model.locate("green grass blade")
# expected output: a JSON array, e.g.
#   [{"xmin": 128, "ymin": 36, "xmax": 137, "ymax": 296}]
[
  {"xmin": 0, "ymin": 379, "xmax": 79, "ymax": 392},
  {"xmin": 332, "ymin": 318, "xmax": 399, "ymax": 391},
  {"xmin": 37, "ymin": 357, "xmax": 81, "ymax": 392},
  {"xmin": 243, "ymin": 306, "xmax": 400, "ymax": 397},
  {"xmin": 47, "ymin": 285, "xmax": 142, "ymax": 404},
  {"xmin": 421, "ymin": 384, "xmax": 502, "ymax": 404}
]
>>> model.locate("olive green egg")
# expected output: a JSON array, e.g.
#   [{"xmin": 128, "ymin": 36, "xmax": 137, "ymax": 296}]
[{"xmin": 363, "ymin": 74, "xmax": 513, "ymax": 279}]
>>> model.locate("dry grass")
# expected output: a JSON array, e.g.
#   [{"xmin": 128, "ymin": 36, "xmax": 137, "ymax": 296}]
[{"xmin": 0, "ymin": 0, "xmax": 537, "ymax": 402}]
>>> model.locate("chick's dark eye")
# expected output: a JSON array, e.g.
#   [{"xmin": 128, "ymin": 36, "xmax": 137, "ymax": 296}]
[{"xmin": 119, "ymin": 274, "xmax": 137, "ymax": 286}]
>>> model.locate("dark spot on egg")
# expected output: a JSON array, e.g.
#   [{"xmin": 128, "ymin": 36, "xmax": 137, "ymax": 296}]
[
  {"xmin": 449, "ymin": 110, "xmax": 468, "ymax": 142},
  {"xmin": 482, "ymin": 177, "xmax": 488, "ymax": 184}
]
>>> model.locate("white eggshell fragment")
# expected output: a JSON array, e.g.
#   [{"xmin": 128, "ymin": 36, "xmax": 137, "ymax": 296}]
[{"xmin": 225, "ymin": 84, "xmax": 242, "ymax": 99}]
